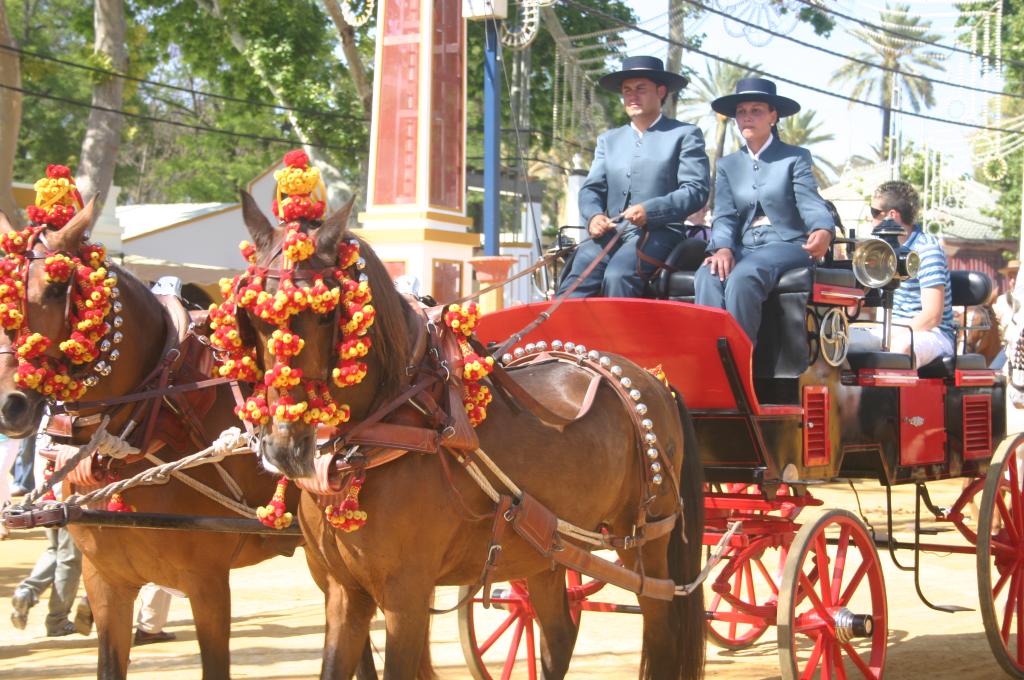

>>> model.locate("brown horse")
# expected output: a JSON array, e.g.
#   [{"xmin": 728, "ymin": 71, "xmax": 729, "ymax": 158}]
[
  {"xmin": 236, "ymin": 193, "xmax": 706, "ymax": 680},
  {"xmin": 0, "ymin": 205, "xmax": 304, "ymax": 680},
  {"xmin": 964, "ymin": 303, "xmax": 1002, "ymax": 366}
]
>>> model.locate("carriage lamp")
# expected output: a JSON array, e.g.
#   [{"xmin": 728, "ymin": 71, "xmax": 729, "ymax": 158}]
[
  {"xmin": 854, "ymin": 218, "xmax": 920, "ymax": 287},
  {"xmin": 851, "ymin": 235, "xmax": 919, "ymax": 289},
  {"xmin": 851, "ymin": 219, "xmax": 922, "ymax": 351}
]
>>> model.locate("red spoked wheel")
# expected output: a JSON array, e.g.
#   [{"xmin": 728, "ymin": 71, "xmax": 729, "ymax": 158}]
[
  {"xmin": 777, "ymin": 509, "xmax": 887, "ymax": 680},
  {"xmin": 977, "ymin": 434, "xmax": 1024, "ymax": 678},
  {"xmin": 458, "ymin": 571, "xmax": 606, "ymax": 680},
  {"xmin": 705, "ymin": 483, "xmax": 801, "ymax": 650},
  {"xmin": 706, "ymin": 537, "xmax": 786, "ymax": 650}
]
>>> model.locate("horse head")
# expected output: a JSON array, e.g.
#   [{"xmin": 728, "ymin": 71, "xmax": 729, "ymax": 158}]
[
  {"xmin": 0, "ymin": 203, "xmax": 97, "ymax": 435},
  {"xmin": 233, "ymin": 190, "xmax": 411, "ymax": 478}
]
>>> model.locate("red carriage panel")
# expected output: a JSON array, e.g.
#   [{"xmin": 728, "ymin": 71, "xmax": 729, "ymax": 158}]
[
  {"xmin": 898, "ymin": 380, "xmax": 947, "ymax": 466},
  {"xmin": 476, "ymin": 299, "xmax": 759, "ymax": 412}
]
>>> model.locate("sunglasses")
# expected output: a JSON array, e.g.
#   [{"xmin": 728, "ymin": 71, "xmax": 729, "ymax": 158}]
[{"xmin": 870, "ymin": 206, "xmax": 885, "ymax": 219}]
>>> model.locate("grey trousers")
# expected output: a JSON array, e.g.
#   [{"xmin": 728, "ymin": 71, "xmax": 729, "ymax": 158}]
[
  {"xmin": 17, "ymin": 527, "xmax": 82, "ymax": 632},
  {"xmin": 695, "ymin": 237, "xmax": 813, "ymax": 343},
  {"xmin": 558, "ymin": 225, "xmax": 684, "ymax": 298}
]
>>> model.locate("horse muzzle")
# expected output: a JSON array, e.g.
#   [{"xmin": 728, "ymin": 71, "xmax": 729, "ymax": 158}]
[
  {"xmin": 0, "ymin": 389, "xmax": 45, "ymax": 438},
  {"xmin": 257, "ymin": 423, "xmax": 317, "ymax": 478}
]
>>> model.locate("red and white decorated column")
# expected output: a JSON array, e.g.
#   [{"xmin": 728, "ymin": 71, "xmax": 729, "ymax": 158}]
[{"xmin": 357, "ymin": 0, "xmax": 480, "ymax": 303}]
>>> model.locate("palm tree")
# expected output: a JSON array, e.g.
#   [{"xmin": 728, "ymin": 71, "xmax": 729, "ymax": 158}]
[
  {"xmin": 829, "ymin": 3, "xmax": 944, "ymax": 149},
  {"xmin": 778, "ymin": 109, "xmax": 839, "ymax": 187},
  {"xmin": 678, "ymin": 58, "xmax": 762, "ymax": 202}
]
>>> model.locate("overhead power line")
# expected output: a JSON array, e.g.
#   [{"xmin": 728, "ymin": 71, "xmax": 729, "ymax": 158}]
[
  {"xmin": 792, "ymin": 0, "xmax": 1020, "ymax": 70},
  {"xmin": 0, "ymin": 43, "xmax": 369, "ymax": 123},
  {"xmin": 0, "ymin": 83, "xmax": 350, "ymax": 152},
  {"xmin": 681, "ymin": 0, "xmax": 1018, "ymax": 102},
  {"xmin": 563, "ymin": 0, "xmax": 1024, "ymax": 137}
]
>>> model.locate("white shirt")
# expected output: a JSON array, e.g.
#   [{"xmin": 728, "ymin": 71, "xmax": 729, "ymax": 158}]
[
  {"xmin": 631, "ymin": 114, "xmax": 662, "ymax": 137},
  {"xmin": 747, "ymin": 133, "xmax": 774, "ymax": 161}
]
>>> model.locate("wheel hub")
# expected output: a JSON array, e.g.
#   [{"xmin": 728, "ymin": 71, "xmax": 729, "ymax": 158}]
[{"xmin": 834, "ymin": 607, "xmax": 874, "ymax": 644}]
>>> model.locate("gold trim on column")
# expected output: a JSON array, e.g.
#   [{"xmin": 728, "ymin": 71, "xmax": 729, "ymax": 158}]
[
  {"xmin": 358, "ymin": 209, "xmax": 474, "ymax": 227},
  {"xmin": 357, "ymin": 227, "xmax": 481, "ymax": 246}
]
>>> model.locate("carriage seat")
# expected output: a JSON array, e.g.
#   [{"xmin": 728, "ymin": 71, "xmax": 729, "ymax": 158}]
[
  {"xmin": 653, "ymin": 239, "xmax": 858, "ymax": 378},
  {"xmin": 846, "ymin": 351, "xmax": 912, "ymax": 371},
  {"xmin": 652, "ymin": 240, "xmax": 858, "ymax": 301},
  {"xmin": 950, "ymin": 269, "xmax": 992, "ymax": 307},
  {"xmin": 917, "ymin": 352, "xmax": 987, "ymax": 378}
]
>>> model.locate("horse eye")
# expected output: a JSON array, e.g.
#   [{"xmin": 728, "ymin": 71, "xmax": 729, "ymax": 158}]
[
  {"xmin": 317, "ymin": 313, "xmax": 334, "ymax": 326},
  {"xmin": 44, "ymin": 282, "xmax": 69, "ymax": 300}
]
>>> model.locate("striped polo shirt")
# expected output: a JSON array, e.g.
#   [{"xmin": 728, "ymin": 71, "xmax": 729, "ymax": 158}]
[{"xmin": 892, "ymin": 229, "xmax": 955, "ymax": 342}]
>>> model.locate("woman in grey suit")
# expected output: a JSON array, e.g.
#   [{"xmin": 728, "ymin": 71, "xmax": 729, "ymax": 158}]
[{"xmin": 695, "ymin": 78, "xmax": 834, "ymax": 343}]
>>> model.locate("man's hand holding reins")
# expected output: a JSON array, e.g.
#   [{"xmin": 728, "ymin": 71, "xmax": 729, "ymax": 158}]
[
  {"xmin": 588, "ymin": 214, "xmax": 615, "ymax": 238},
  {"xmin": 620, "ymin": 203, "xmax": 647, "ymax": 227},
  {"xmin": 704, "ymin": 248, "xmax": 734, "ymax": 281}
]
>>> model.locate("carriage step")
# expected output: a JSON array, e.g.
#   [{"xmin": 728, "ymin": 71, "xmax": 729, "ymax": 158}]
[{"xmin": 931, "ymin": 604, "xmax": 974, "ymax": 613}]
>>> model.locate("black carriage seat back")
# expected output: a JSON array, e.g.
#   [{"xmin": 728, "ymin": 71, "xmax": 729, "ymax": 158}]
[
  {"xmin": 754, "ymin": 266, "xmax": 858, "ymax": 379},
  {"xmin": 652, "ymin": 237, "xmax": 710, "ymax": 301},
  {"xmin": 653, "ymin": 246, "xmax": 860, "ymax": 379},
  {"xmin": 949, "ymin": 269, "xmax": 992, "ymax": 307},
  {"xmin": 558, "ymin": 227, "xmax": 698, "ymax": 299},
  {"xmin": 916, "ymin": 269, "xmax": 992, "ymax": 378}
]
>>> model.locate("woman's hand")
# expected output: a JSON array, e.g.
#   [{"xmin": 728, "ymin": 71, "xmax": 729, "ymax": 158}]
[
  {"xmin": 703, "ymin": 248, "xmax": 735, "ymax": 280},
  {"xmin": 802, "ymin": 229, "xmax": 832, "ymax": 259}
]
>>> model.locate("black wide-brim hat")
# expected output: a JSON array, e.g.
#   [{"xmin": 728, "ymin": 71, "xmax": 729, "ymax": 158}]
[
  {"xmin": 711, "ymin": 77, "xmax": 801, "ymax": 118},
  {"xmin": 598, "ymin": 55, "xmax": 689, "ymax": 94}
]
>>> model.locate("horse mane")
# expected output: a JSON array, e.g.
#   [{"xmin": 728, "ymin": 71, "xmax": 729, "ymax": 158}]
[{"xmin": 348, "ymin": 229, "xmax": 413, "ymax": 399}]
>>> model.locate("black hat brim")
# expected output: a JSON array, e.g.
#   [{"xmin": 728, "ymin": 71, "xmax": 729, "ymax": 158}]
[
  {"xmin": 711, "ymin": 92, "xmax": 801, "ymax": 118},
  {"xmin": 599, "ymin": 69, "xmax": 689, "ymax": 94}
]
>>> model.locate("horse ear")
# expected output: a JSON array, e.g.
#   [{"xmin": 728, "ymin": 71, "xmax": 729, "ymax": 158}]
[
  {"xmin": 316, "ymin": 194, "xmax": 356, "ymax": 256},
  {"xmin": 240, "ymin": 190, "xmax": 275, "ymax": 254},
  {"xmin": 0, "ymin": 210, "xmax": 14, "ymax": 235},
  {"xmin": 52, "ymin": 197, "xmax": 96, "ymax": 251}
]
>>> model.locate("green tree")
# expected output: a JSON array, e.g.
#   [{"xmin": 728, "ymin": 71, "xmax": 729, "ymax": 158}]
[
  {"xmin": 778, "ymin": 109, "xmax": 838, "ymax": 187},
  {"xmin": 960, "ymin": 4, "xmax": 1024, "ymax": 238},
  {"xmin": 829, "ymin": 3, "xmax": 944, "ymax": 150}
]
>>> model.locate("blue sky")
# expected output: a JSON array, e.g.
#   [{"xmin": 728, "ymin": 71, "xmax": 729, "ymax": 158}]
[{"xmin": 620, "ymin": 0, "xmax": 1004, "ymax": 180}]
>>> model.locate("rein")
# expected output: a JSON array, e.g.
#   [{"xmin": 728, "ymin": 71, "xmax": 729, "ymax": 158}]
[{"xmin": 490, "ymin": 226, "xmax": 625, "ymax": 359}]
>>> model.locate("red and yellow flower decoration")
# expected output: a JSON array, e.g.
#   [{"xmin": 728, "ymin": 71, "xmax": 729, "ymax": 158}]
[
  {"xmin": 0, "ymin": 166, "xmax": 116, "ymax": 402},
  {"xmin": 208, "ymin": 150, "xmax": 374, "ymax": 530},
  {"xmin": 443, "ymin": 302, "xmax": 495, "ymax": 426}
]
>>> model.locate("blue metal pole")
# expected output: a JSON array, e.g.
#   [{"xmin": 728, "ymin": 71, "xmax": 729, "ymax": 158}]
[{"xmin": 483, "ymin": 20, "xmax": 500, "ymax": 256}]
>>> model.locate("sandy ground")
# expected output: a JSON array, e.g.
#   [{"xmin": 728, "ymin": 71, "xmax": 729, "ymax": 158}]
[
  {"xmin": 2, "ymin": 402, "xmax": 1022, "ymax": 680},
  {"xmin": 0, "ymin": 475, "xmax": 1016, "ymax": 680}
]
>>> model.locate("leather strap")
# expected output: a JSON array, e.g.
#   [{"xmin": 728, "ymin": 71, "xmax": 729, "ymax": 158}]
[
  {"xmin": 503, "ymin": 493, "xmax": 677, "ymax": 602},
  {"xmin": 3, "ymin": 504, "xmax": 82, "ymax": 530},
  {"xmin": 482, "ymin": 495, "xmax": 513, "ymax": 608},
  {"xmin": 552, "ymin": 539, "xmax": 677, "ymax": 602}
]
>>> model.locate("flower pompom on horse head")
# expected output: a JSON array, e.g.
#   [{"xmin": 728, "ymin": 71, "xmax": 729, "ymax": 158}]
[{"xmin": 0, "ymin": 166, "xmax": 124, "ymax": 433}]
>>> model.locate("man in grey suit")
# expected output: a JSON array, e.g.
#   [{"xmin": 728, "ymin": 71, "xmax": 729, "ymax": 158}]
[
  {"xmin": 558, "ymin": 56, "xmax": 710, "ymax": 298},
  {"xmin": 696, "ymin": 78, "xmax": 834, "ymax": 343}
]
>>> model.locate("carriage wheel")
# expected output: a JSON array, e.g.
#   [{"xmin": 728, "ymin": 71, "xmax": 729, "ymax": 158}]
[
  {"xmin": 977, "ymin": 434, "xmax": 1024, "ymax": 678},
  {"xmin": 706, "ymin": 538, "xmax": 785, "ymax": 650},
  {"xmin": 705, "ymin": 483, "xmax": 799, "ymax": 650},
  {"xmin": 458, "ymin": 571, "xmax": 603, "ymax": 680},
  {"xmin": 777, "ymin": 509, "xmax": 887, "ymax": 680}
]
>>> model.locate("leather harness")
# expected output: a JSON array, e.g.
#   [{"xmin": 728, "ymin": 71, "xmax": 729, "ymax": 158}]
[{"xmin": 290, "ymin": 298, "xmax": 687, "ymax": 602}]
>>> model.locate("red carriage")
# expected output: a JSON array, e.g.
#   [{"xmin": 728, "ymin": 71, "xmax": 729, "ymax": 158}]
[{"xmin": 462, "ymin": 232, "xmax": 1019, "ymax": 679}]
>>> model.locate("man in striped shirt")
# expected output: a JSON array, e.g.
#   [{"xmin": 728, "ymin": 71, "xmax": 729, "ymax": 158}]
[{"xmin": 851, "ymin": 181, "xmax": 955, "ymax": 367}]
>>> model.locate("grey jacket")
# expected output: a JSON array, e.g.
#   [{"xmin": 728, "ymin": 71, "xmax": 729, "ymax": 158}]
[
  {"xmin": 579, "ymin": 117, "xmax": 710, "ymax": 229},
  {"xmin": 707, "ymin": 138, "xmax": 834, "ymax": 253}
]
